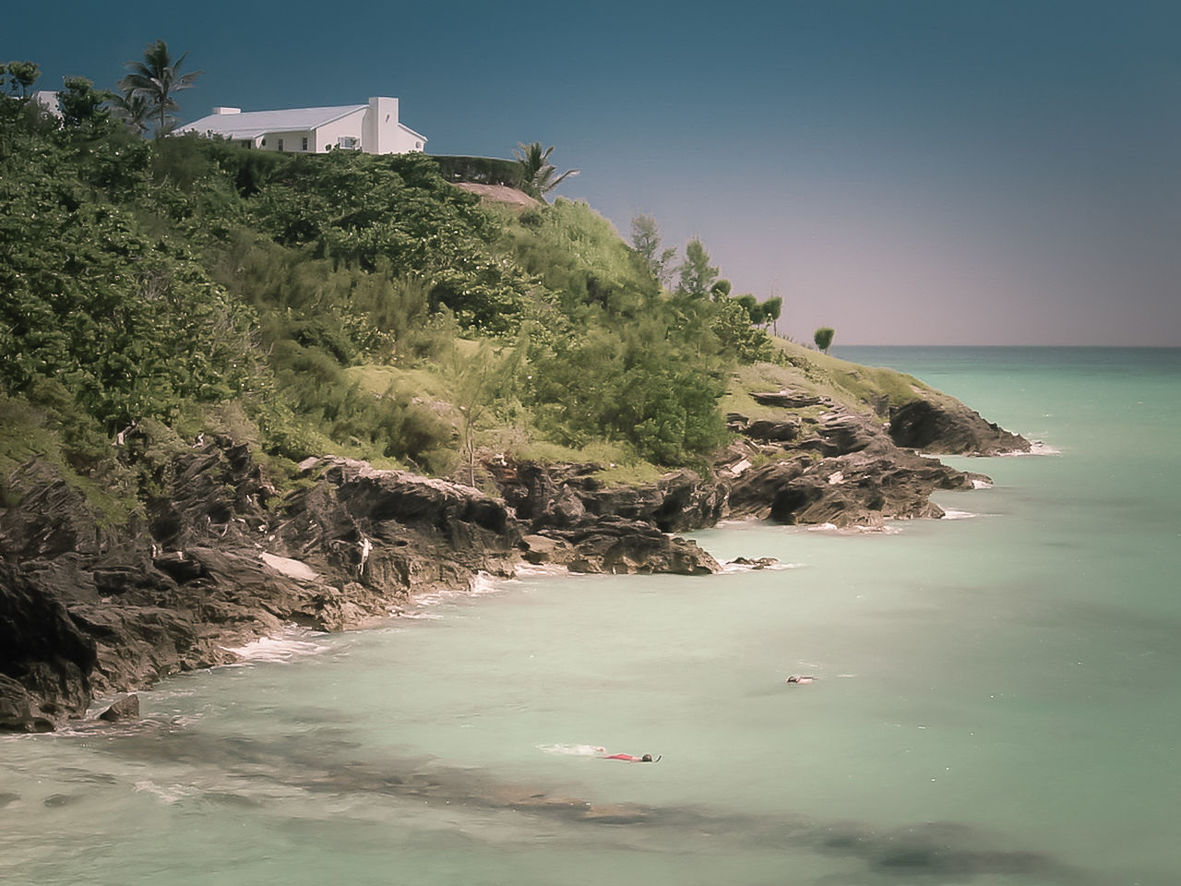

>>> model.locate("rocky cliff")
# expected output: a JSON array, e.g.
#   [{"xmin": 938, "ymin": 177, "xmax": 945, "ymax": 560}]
[
  {"xmin": 0, "ymin": 393, "xmax": 1028, "ymax": 733},
  {"xmin": 0, "ymin": 434, "xmax": 718, "ymax": 732}
]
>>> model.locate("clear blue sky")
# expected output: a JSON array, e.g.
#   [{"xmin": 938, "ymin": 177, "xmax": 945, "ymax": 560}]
[{"xmin": 8, "ymin": 0, "xmax": 1180, "ymax": 344}]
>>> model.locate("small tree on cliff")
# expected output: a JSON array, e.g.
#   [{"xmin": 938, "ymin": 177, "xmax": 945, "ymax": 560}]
[
  {"xmin": 1, "ymin": 61, "xmax": 41, "ymax": 99},
  {"xmin": 676, "ymin": 238, "xmax": 719, "ymax": 299},
  {"xmin": 630, "ymin": 214, "xmax": 677, "ymax": 288},
  {"xmin": 760, "ymin": 297, "xmax": 782, "ymax": 333},
  {"xmin": 813, "ymin": 326, "xmax": 835, "ymax": 353}
]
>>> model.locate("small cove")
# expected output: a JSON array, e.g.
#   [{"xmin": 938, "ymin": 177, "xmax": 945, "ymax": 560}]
[{"xmin": 3, "ymin": 347, "xmax": 1179, "ymax": 886}]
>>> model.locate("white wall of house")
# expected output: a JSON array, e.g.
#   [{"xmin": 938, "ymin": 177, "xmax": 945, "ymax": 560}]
[
  {"xmin": 181, "ymin": 98, "xmax": 423, "ymax": 154},
  {"xmin": 311, "ymin": 109, "xmax": 367, "ymax": 152},
  {"xmin": 363, "ymin": 97, "xmax": 425, "ymax": 153},
  {"xmin": 259, "ymin": 130, "xmax": 312, "ymax": 153}
]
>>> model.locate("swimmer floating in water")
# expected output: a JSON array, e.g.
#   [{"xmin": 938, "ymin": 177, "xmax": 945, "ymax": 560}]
[
  {"xmin": 785, "ymin": 675, "xmax": 817, "ymax": 684},
  {"xmin": 601, "ymin": 752, "xmax": 660, "ymax": 763}
]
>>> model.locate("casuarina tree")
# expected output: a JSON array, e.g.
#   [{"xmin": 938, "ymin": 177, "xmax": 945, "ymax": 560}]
[
  {"xmin": 630, "ymin": 214, "xmax": 677, "ymax": 288},
  {"xmin": 676, "ymin": 238, "xmax": 719, "ymax": 299},
  {"xmin": 814, "ymin": 326, "xmax": 835, "ymax": 353},
  {"xmin": 118, "ymin": 40, "xmax": 201, "ymax": 137}
]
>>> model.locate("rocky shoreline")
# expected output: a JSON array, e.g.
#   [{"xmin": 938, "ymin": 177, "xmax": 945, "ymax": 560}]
[{"xmin": 0, "ymin": 391, "xmax": 1028, "ymax": 733}]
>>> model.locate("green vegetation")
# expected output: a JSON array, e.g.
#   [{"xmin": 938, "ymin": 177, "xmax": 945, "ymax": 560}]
[
  {"xmin": 1, "ymin": 55, "xmax": 800, "ymax": 512},
  {"xmin": 117, "ymin": 40, "xmax": 202, "ymax": 136},
  {"xmin": 814, "ymin": 326, "xmax": 835, "ymax": 353},
  {"xmin": 513, "ymin": 142, "xmax": 579, "ymax": 202}
]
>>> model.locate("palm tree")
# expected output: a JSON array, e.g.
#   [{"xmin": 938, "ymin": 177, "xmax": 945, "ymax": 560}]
[
  {"xmin": 514, "ymin": 142, "xmax": 579, "ymax": 202},
  {"xmin": 118, "ymin": 40, "xmax": 202, "ymax": 136},
  {"xmin": 107, "ymin": 90, "xmax": 152, "ymax": 137}
]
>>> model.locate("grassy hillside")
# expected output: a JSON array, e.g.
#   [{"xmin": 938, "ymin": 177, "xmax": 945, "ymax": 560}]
[{"xmin": 0, "ymin": 76, "xmax": 931, "ymax": 512}]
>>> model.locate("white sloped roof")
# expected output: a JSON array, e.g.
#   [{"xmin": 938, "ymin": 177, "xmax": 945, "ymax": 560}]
[
  {"xmin": 179, "ymin": 104, "xmax": 366, "ymax": 138},
  {"xmin": 399, "ymin": 122, "xmax": 428, "ymax": 143}
]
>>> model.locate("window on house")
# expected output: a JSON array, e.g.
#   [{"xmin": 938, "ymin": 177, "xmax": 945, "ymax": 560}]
[
  {"xmin": 278, "ymin": 138, "xmax": 285, "ymax": 152},
  {"xmin": 301, "ymin": 136, "xmax": 308, "ymax": 152},
  {"xmin": 337, "ymin": 136, "xmax": 358, "ymax": 150},
  {"xmin": 415, "ymin": 141, "xmax": 423, "ymax": 150},
  {"xmin": 261, "ymin": 138, "xmax": 267, "ymax": 146}
]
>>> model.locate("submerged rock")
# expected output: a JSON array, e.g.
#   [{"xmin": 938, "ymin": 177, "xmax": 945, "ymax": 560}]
[{"xmin": 98, "ymin": 693, "xmax": 140, "ymax": 722}]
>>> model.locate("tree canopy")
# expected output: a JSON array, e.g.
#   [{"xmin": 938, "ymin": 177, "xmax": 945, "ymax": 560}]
[
  {"xmin": 2, "ymin": 53, "xmax": 788, "ymax": 483},
  {"xmin": 118, "ymin": 40, "xmax": 201, "ymax": 136},
  {"xmin": 513, "ymin": 142, "xmax": 579, "ymax": 202},
  {"xmin": 814, "ymin": 326, "xmax": 835, "ymax": 353}
]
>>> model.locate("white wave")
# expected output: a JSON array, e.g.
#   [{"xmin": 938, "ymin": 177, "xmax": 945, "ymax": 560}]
[
  {"xmin": 971, "ymin": 478, "xmax": 993, "ymax": 489},
  {"xmin": 1028, "ymin": 441, "xmax": 1061, "ymax": 455},
  {"xmin": 807, "ymin": 522, "xmax": 839, "ymax": 532},
  {"xmin": 712, "ymin": 516, "xmax": 762, "ymax": 528},
  {"xmin": 221, "ymin": 630, "xmax": 329, "ymax": 664},
  {"xmin": 941, "ymin": 508, "xmax": 978, "ymax": 520},
  {"xmin": 998, "ymin": 440, "xmax": 1061, "ymax": 456},
  {"xmin": 538, "ymin": 743, "xmax": 606, "ymax": 757},
  {"xmin": 514, "ymin": 562, "xmax": 567, "ymax": 578},
  {"xmin": 803, "ymin": 521, "xmax": 902, "ymax": 536},
  {"xmin": 469, "ymin": 571, "xmax": 510, "ymax": 596},
  {"xmin": 398, "ymin": 609, "xmax": 444, "ymax": 620},
  {"xmin": 134, "ymin": 780, "xmax": 198, "ymax": 805},
  {"xmin": 720, "ymin": 560, "xmax": 806, "ymax": 574}
]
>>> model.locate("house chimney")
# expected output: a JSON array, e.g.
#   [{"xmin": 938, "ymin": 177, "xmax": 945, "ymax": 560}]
[{"xmin": 212, "ymin": 107, "xmax": 241, "ymax": 115}]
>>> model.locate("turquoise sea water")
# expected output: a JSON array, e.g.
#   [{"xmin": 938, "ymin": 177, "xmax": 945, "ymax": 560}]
[{"xmin": 3, "ymin": 347, "xmax": 1180, "ymax": 885}]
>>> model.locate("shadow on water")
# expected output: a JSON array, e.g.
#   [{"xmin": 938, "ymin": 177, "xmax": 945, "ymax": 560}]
[{"xmin": 87, "ymin": 722, "xmax": 1099, "ymax": 885}]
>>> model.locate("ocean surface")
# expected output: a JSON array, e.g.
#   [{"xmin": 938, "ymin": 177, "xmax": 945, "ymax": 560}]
[{"xmin": 3, "ymin": 347, "xmax": 1179, "ymax": 885}]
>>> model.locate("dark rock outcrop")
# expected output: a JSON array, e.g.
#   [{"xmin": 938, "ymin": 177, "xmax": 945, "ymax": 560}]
[
  {"xmin": 750, "ymin": 390, "xmax": 831, "ymax": 408},
  {"xmin": 98, "ymin": 693, "xmax": 139, "ymax": 722},
  {"xmin": 488, "ymin": 460, "xmax": 725, "ymax": 532},
  {"xmin": 0, "ymin": 380, "xmax": 1027, "ymax": 731},
  {"xmin": 724, "ymin": 402, "xmax": 997, "ymax": 528},
  {"xmin": 1, "ymin": 438, "xmax": 722, "ymax": 731},
  {"xmin": 522, "ymin": 517, "xmax": 719, "ymax": 576},
  {"xmin": 0, "ymin": 560, "xmax": 97, "ymax": 731},
  {"xmin": 889, "ymin": 398, "xmax": 1031, "ymax": 456},
  {"xmin": 728, "ymin": 450, "xmax": 979, "ymax": 528}
]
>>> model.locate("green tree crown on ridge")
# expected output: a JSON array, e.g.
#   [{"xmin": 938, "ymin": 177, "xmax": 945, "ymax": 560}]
[{"xmin": 118, "ymin": 40, "xmax": 202, "ymax": 137}]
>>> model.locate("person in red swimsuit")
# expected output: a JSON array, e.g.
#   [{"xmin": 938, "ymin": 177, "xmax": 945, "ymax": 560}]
[{"xmin": 602, "ymin": 753, "xmax": 657, "ymax": 762}]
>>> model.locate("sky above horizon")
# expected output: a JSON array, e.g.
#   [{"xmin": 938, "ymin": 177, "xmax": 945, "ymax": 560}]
[{"xmin": 8, "ymin": 1, "xmax": 1180, "ymax": 345}]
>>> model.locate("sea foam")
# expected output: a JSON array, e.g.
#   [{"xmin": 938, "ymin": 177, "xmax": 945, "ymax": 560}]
[{"xmin": 221, "ymin": 630, "xmax": 330, "ymax": 664}]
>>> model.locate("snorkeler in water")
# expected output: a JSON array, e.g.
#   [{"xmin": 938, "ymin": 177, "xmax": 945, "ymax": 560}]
[
  {"xmin": 785, "ymin": 675, "xmax": 817, "ymax": 684},
  {"xmin": 601, "ymin": 752, "xmax": 660, "ymax": 762}
]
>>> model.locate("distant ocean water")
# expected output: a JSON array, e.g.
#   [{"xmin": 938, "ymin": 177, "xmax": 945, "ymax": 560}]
[{"xmin": 3, "ymin": 347, "xmax": 1179, "ymax": 886}]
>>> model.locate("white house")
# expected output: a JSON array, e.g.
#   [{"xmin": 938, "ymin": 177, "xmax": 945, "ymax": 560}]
[{"xmin": 178, "ymin": 97, "xmax": 427, "ymax": 154}]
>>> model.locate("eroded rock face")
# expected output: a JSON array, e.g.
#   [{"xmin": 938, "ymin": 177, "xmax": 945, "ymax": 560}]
[
  {"xmin": 0, "ymin": 383, "xmax": 1024, "ymax": 731},
  {"xmin": 0, "ymin": 561, "xmax": 97, "ymax": 731},
  {"xmin": 889, "ymin": 399, "xmax": 1031, "ymax": 456},
  {"xmin": 0, "ymin": 438, "xmax": 531, "ymax": 731},
  {"xmin": 489, "ymin": 460, "xmax": 725, "ymax": 533},
  {"xmin": 0, "ymin": 440, "xmax": 724, "ymax": 731},
  {"xmin": 523, "ymin": 518, "xmax": 719, "ymax": 576},
  {"xmin": 728, "ymin": 450, "xmax": 978, "ymax": 528},
  {"xmin": 724, "ymin": 403, "xmax": 996, "ymax": 529}
]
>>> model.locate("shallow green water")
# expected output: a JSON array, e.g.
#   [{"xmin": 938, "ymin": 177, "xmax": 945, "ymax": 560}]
[{"xmin": 3, "ymin": 347, "xmax": 1179, "ymax": 885}]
